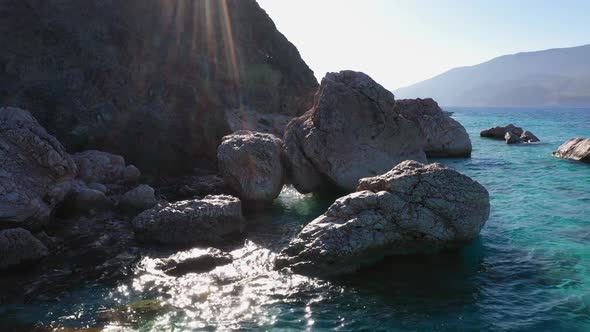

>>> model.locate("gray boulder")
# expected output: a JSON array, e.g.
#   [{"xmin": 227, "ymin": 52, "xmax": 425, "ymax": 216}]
[
  {"xmin": 505, "ymin": 132, "xmax": 522, "ymax": 144},
  {"xmin": 520, "ymin": 131, "xmax": 540, "ymax": 143},
  {"xmin": 395, "ymin": 98, "xmax": 472, "ymax": 157},
  {"xmin": 283, "ymin": 71, "xmax": 427, "ymax": 193},
  {"xmin": 72, "ymin": 150, "xmax": 127, "ymax": 184},
  {"xmin": 120, "ymin": 184, "xmax": 157, "ymax": 212},
  {"xmin": 217, "ymin": 131, "xmax": 284, "ymax": 203},
  {"xmin": 70, "ymin": 187, "xmax": 112, "ymax": 212},
  {"xmin": 132, "ymin": 195, "xmax": 244, "ymax": 245},
  {"xmin": 123, "ymin": 165, "xmax": 142, "ymax": 183},
  {"xmin": 275, "ymin": 160, "xmax": 490, "ymax": 277},
  {"xmin": 0, "ymin": 107, "xmax": 77, "ymax": 230},
  {"xmin": 480, "ymin": 124, "xmax": 523, "ymax": 139},
  {"xmin": 553, "ymin": 138, "xmax": 590, "ymax": 163},
  {"xmin": 0, "ymin": 228, "xmax": 49, "ymax": 270}
]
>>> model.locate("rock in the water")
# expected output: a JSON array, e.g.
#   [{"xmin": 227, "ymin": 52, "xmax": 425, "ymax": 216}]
[
  {"xmin": 504, "ymin": 132, "xmax": 522, "ymax": 144},
  {"xmin": 0, "ymin": 0, "xmax": 318, "ymax": 173},
  {"xmin": 0, "ymin": 107, "xmax": 77, "ymax": 230},
  {"xmin": 275, "ymin": 160, "xmax": 490, "ymax": 277},
  {"xmin": 553, "ymin": 138, "xmax": 590, "ymax": 163},
  {"xmin": 0, "ymin": 228, "xmax": 48, "ymax": 270},
  {"xmin": 73, "ymin": 150, "xmax": 127, "ymax": 184},
  {"xmin": 217, "ymin": 131, "xmax": 284, "ymax": 203},
  {"xmin": 159, "ymin": 248, "xmax": 233, "ymax": 276},
  {"xmin": 132, "ymin": 195, "xmax": 244, "ymax": 245},
  {"xmin": 283, "ymin": 71, "xmax": 427, "ymax": 193},
  {"xmin": 520, "ymin": 131, "xmax": 540, "ymax": 143},
  {"xmin": 395, "ymin": 98, "xmax": 472, "ymax": 157},
  {"xmin": 120, "ymin": 184, "xmax": 157, "ymax": 212},
  {"xmin": 480, "ymin": 124, "xmax": 524, "ymax": 139}
]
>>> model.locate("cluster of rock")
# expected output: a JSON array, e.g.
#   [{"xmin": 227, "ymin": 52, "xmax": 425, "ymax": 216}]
[
  {"xmin": 480, "ymin": 124, "xmax": 540, "ymax": 144},
  {"xmin": 0, "ymin": 107, "xmax": 246, "ymax": 272},
  {"xmin": 553, "ymin": 138, "xmax": 590, "ymax": 163},
  {"xmin": 274, "ymin": 161, "xmax": 490, "ymax": 277}
]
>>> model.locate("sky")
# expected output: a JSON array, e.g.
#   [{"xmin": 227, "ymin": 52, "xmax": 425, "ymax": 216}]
[{"xmin": 256, "ymin": 0, "xmax": 590, "ymax": 90}]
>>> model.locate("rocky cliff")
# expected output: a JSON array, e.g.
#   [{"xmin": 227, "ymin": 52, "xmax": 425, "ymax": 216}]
[{"xmin": 0, "ymin": 0, "xmax": 318, "ymax": 173}]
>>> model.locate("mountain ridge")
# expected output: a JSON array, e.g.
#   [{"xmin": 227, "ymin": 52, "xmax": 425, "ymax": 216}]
[{"xmin": 395, "ymin": 44, "xmax": 590, "ymax": 107}]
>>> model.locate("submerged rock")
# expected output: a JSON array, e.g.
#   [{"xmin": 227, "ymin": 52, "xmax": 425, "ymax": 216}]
[
  {"xmin": 218, "ymin": 131, "xmax": 284, "ymax": 203},
  {"xmin": 275, "ymin": 160, "xmax": 490, "ymax": 278},
  {"xmin": 395, "ymin": 98, "xmax": 472, "ymax": 157},
  {"xmin": 120, "ymin": 184, "xmax": 157, "ymax": 212},
  {"xmin": 283, "ymin": 71, "xmax": 426, "ymax": 193},
  {"xmin": 0, "ymin": 228, "xmax": 48, "ymax": 270},
  {"xmin": 480, "ymin": 124, "xmax": 524, "ymax": 139},
  {"xmin": 553, "ymin": 138, "xmax": 590, "ymax": 163},
  {"xmin": 132, "ymin": 195, "xmax": 244, "ymax": 246},
  {"xmin": 0, "ymin": 107, "xmax": 77, "ymax": 230},
  {"xmin": 159, "ymin": 248, "xmax": 233, "ymax": 276}
]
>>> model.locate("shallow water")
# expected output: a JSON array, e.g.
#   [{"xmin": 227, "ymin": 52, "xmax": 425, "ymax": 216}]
[{"xmin": 1, "ymin": 107, "xmax": 590, "ymax": 331}]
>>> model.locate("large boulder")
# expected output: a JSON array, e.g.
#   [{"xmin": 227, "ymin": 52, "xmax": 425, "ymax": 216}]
[
  {"xmin": 275, "ymin": 160, "xmax": 490, "ymax": 277},
  {"xmin": 0, "ymin": 107, "xmax": 77, "ymax": 230},
  {"xmin": 480, "ymin": 124, "xmax": 524, "ymax": 139},
  {"xmin": 0, "ymin": 0, "xmax": 318, "ymax": 173},
  {"xmin": 520, "ymin": 131, "xmax": 540, "ymax": 143},
  {"xmin": 73, "ymin": 150, "xmax": 139, "ymax": 184},
  {"xmin": 217, "ymin": 131, "xmax": 284, "ymax": 203},
  {"xmin": 283, "ymin": 71, "xmax": 427, "ymax": 193},
  {"xmin": 394, "ymin": 98, "xmax": 472, "ymax": 157},
  {"xmin": 0, "ymin": 228, "xmax": 49, "ymax": 270},
  {"xmin": 132, "ymin": 195, "xmax": 244, "ymax": 245},
  {"xmin": 504, "ymin": 132, "xmax": 522, "ymax": 144},
  {"xmin": 553, "ymin": 138, "xmax": 590, "ymax": 163}
]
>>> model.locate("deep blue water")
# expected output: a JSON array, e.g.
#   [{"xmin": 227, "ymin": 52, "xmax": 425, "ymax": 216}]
[{"xmin": 1, "ymin": 107, "xmax": 589, "ymax": 331}]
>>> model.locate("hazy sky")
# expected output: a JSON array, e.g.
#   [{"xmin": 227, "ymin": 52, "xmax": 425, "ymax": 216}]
[{"xmin": 256, "ymin": 0, "xmax": 590, "ymax": 90}]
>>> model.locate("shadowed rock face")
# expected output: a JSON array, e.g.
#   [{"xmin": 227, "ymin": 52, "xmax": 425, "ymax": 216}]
[
  {"xmin": 480, "ymin": 124, "xmax": 524, "ymax": 139},
  {"xmin": 0, "ymin": 228, "xmax": 48, "ymax": 270},
  {"xmin": 0, "ymin": 0, "xmax": 318, "ymax": 173},
  {"xmin": 275, "ymin": 161, "xmax": 490, "ymax": 278},
  {"xmin": 553, "ymin": 138, "xmax": 590, "ymax": 163},
  {"xmin": 0, "ymin": 107, "xmax": 77, "ymax": 230},
  {"xmin": 283, "ymin": 71, "xmax": 427, "ymax": 193},
  {"xmin": 394, "ymin": 98, "xmax": 472, "ymax": 157}
]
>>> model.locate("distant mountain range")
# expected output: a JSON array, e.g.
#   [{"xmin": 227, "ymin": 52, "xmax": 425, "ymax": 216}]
[{"xmin": 395, "ymin": 44, "xmax": 590, "ymax": 107}]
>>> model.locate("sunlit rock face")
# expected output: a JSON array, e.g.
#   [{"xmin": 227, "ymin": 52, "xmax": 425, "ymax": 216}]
[
  {"xmin": 131, "ymin": 195, "xmax": 245, "ymax": 246},
  {"xmin": 553, "ymin": 137, "xmax": 590, "ymax": 163},
  {"xmin": 394, "ymin": 98, "xmax": 472, "ymax": 157},
  {"xmin": 218, "ymin": 131, "xmax": 285, "ymax": 204},
  {"xmin": 283, "ymin": 71, "xmax": 427, "ymax": 193},
  {"xmin": 0, "ymin": 0, "xmax": 318, "ymax": 173},
  {"xmin": 275, "ymin": 161, "xmax": 490, "ymax": 278}
]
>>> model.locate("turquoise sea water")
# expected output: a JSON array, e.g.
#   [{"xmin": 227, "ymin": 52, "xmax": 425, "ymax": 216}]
[{"xmin": 1, "ymin": 107, "xmax": 590, "ymax": 331}]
